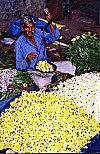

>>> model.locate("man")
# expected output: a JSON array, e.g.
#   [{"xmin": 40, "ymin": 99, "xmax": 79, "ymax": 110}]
[
  {"xmin": 15, "ymin": 9, "xmax": 76, "ymax": 89},
  {"xmin": 15, "ymin": 10, "xmax": 60, "ymax": 71}
]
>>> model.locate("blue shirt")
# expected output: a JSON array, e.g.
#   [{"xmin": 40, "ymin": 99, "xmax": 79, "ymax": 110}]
[{"xmin": 15, "ymin": 26, "xmax": 60, "ymax": 71}]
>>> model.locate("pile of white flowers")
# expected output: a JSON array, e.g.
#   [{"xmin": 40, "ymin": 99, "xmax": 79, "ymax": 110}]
[
  {"xmin": 53, "ymin": 72, "xmax": 100, "ymax": 122},
  {"xmin": 36, "ymin": 60, "xmax": 54, "ymax": 72},
  {"xmin": 0, "ymin": 69, "xmax": 17, "ymax": 92}
]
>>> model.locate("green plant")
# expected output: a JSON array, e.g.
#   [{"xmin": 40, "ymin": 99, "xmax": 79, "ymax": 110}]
[
  {"xmin": 0, "ymin": 50, "xmax": 16, "ymax": 69},
  {"xmin": 62, "ymin": 32, "xmax": 100, "ymax": 75}
]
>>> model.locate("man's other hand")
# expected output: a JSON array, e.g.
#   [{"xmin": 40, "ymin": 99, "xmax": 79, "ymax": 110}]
[
  {"xmin": 26, "ymin": 52, "xmax": 37, "ymax": 62},
  {"xmin": 44, "ymin": 8, "xmax": 52, "ymax": 23}
]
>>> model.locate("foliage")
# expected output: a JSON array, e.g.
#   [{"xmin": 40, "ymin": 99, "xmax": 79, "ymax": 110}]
[
  {"xmin": 62, "ymin": 32, "xmax": 100, "ymax": 75},
  {"xmin": 0, "ymin": 49, "xmax": 16, "ymax": 69}
]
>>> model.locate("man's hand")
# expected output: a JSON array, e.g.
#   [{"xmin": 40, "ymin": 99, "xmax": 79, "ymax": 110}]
[
  {"xmin": 26, "ymin": 52, "xmax": 37, "ymax": 62},
  {"xmin": 44, "ymin": 8, "xmax": 52, "ymax": 23},
  {"xmin": 44, "ymin": 8, "xmax": 54, "ymax": 34}
]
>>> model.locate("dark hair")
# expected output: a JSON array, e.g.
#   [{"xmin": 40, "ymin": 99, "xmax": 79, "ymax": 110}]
[{"xmin": 20, "ymin": 15, "xmax": 36, "ymax": 27}]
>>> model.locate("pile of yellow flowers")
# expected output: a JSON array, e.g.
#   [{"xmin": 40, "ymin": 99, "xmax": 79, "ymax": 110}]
[
  {"xmin": 0, "ymin": 91, "xmax": 100, "ymax": 153},
  {"xmin": 36, "ymin": 60, "xmax": 54, "ymax": 72}
]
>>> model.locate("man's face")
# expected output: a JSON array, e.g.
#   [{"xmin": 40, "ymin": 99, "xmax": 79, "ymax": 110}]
[{"xmin": 22, "ymin": 22, "xmax": 35, "ymax": 37}]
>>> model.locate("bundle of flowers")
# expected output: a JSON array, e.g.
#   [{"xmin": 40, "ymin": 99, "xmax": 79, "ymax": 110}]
[
  {"xmin": 0, "ymin": 91, "xmax": 100, "ymax": 153},
  {"xmin": 53, "ymin": 72, "xmax": 100, "ymax": 123},
  {"xmin": 62, "ymin": 32, "xmax": 100, "ymax": 75},
  {"xmin": 0, "ymin": 70, "xmax": 34, "ymax": 101},
  {"xmin": 36, "ymin": 60, "xmax": 54, "ymax": 72}
]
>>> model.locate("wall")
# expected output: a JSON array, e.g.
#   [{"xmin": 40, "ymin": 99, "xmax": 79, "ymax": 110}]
[
  {"xmin": 0, "ymin": 0, "xmax": 46, "ymax": 27},
  {"xmin": 0, "ymin": 0, "xmax": 99, "ymax": 28},
  {"xmin": 79, "ymin": 0, "xmax": 100, "ymax": 20},
  {"xmin": 46, "ymin": 0, "xmax": 64, "ymax": 20}
]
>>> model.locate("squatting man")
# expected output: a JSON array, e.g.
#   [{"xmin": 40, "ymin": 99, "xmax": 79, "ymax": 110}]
[{"xmin": 15, "ymin": 8, "xmax": 76, "ymax": 90}]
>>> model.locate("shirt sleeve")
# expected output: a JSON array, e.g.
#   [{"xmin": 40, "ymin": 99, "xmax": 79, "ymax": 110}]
[
  {"xmin": 43, "ymin": 25, "xmax": 60, "ymax": 44},
  {"xmin": 15, "ymin": 40, "xmax": 28, "ymax": 70}
]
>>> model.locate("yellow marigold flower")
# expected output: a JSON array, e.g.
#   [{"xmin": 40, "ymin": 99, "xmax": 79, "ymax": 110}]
[
  {"xmin": 82, "ymin": 33, "xmax": 86, "ymax": 39},
  {"xmin": 94, "ymin": 37, "xmax": 98, "ymax": 39},
  {"xmin": 0, "ymin": 143, "xmax": 4, "ymax": 149},
  {"xmin": 88, "ymin": 32, "xmax": 91, "ymax": 35},
  {"xmin": 76, "ymin": 36, "xmax": 80, "ymax": 40},
  {"xmin": 36, "ymin": 60, "xmax": 53, "ymax": 72},
  {"xmin": 53, "ymin": 41, "xmax": 58, "ymax": 45}
]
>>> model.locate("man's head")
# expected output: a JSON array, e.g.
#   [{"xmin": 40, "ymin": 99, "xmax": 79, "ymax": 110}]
[{"xmin": 20, "ymin": 15, "xmax": 36, "ymax": 37}]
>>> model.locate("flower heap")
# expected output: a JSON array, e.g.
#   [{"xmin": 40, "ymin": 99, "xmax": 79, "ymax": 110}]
[
  {"xmin": 53, "ymin": 72, "xmax": 100, "ymax": 122},
  {"xmin": 36, "ymin": 60, "xmax": 54, "ymax": 72},
  {"xmin": 0, "ymin": 90, "xmax": 100, "ymax": 153},
  {"xmin": 0, "ymin": 69, "xmax": 17, "ymax": 92}
]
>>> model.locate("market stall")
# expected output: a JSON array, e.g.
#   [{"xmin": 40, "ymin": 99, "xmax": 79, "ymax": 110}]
[{"xmin": 0, "ymin": 23, "xmax": 100, "ymax": 153}]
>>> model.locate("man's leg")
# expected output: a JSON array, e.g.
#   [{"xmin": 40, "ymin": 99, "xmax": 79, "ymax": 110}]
[
  {"xmin": 52, "ymin": 61, "xmax": 76, "ymax": 76},
  {"xmin": 47, "ymin": 61, "xmax": 76, "ymax": 89},
  {"xmin": 47, "ymin": 72, "xmax": 73, "ymax": 89},
  {"xmin": 28, "ymin": 70, "xmax": 55, "ymax": 90}
]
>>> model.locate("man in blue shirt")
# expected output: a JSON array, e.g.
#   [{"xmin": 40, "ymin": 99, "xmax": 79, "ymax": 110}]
[
  {"xmin": 15, "ymin": 11, "xmax": 60, "ymax": 71},
  {"xmin": 15, "ymin": 10, "xmax": 76, "ymax": 89}
]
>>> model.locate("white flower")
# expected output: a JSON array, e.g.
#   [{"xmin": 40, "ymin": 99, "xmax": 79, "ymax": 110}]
[
  {"xmin": 53, "ymin": 72, "xmax": 100, "ymax": 122},
  {"xmin": 23, "ymin": 83, "xmax": 28, "ymax": 87},
  {"xmin": 71, "ymin": 38, "xmax": 76, "ymax": 42},
  {"xmin": 0, "ymin": 69, "xmax": 17, "ymax": 93}
]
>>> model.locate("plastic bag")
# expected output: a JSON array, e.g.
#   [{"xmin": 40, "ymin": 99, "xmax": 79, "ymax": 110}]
[{"xmin": 9, "ymin": 16, "xmax": 51, "ymax": 37}]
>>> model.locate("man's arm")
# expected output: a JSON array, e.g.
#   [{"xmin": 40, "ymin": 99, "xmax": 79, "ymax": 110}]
[
  {"xmin": 43, "ymin": 24, "xmax": 60, "ymax": 44},
  {"xmin": 26, "ymin": 52, "xmax": 37, "ymax": 63},
  {"xmin": 45, "ymin": 8, "xmax": 54, "ymax": 34},
  {"xmin": 43, "ymin": 8, "xmax": 60, "ymax": 43},
  {"xmin": 15, "ymin": 40, "xmax": 29, "ymax": 70}
]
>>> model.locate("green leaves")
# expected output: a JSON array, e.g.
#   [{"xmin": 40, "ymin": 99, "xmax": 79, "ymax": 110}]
[
  {"xmin": 62, "ymin": 32, "xmax": 100, "ymax": 75},
  {"xmin": 0, "ymin": 50, "xmax": 16, "ymax": 69}
]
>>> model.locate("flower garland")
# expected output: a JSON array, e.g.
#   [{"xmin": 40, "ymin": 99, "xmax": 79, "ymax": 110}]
[
  {"xmin": 0, "ymin": 91, "xmax": 100, "ymax": 153},
  {"xmin": 53, "ymin": 72, "xmax": 100, "ymax": 122}
]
